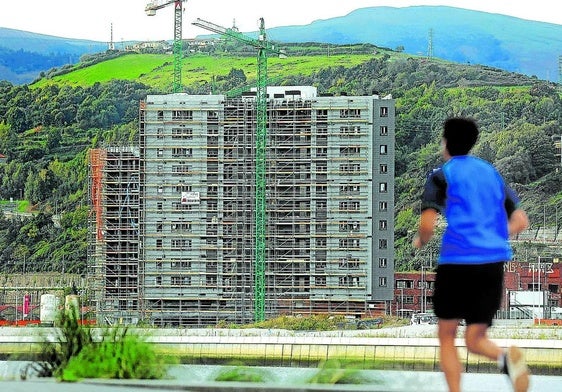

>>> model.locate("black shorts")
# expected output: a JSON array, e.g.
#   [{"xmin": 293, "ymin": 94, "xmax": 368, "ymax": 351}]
[{"xmin": 433, "ymin": 262, "xmax": 504, "ymax": 326}]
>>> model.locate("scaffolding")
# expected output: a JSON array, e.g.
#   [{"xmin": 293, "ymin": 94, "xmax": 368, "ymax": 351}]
[
  {"xmin": 88, "ymin": 147, "xmax": 141, "ymax": 325},
  {"xmin": 89, "ymin": 87, "xmax": 395, "ymax": 326}
]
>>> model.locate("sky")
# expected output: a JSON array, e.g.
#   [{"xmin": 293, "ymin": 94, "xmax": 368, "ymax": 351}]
[{"xmin": 0, "ymin": 0, "xmax": 561, "ymax": 42}]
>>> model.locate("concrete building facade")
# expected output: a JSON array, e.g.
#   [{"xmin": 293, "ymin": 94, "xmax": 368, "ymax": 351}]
[{"xmin": 89, "ymin": 87, "xmax": 395, "ymax": 326}]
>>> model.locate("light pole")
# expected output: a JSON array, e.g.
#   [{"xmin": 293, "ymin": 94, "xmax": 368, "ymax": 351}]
[
  {"xmin": 421, "ymin": 264, "xmax": 425, "ymax": 313},
  {"xmin": 551, "ymin": 134, "xmax": 562, "ymax": 169}
]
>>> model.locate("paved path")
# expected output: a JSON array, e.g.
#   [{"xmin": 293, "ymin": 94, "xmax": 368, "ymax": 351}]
[{"xmin": 1, "ymin": 367, "xmax": 561, "ymax": 392}]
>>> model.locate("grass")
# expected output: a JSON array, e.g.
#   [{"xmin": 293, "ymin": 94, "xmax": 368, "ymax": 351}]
[{"xmin": 33, "ymin": 52, "xmax": 377, "ymax": 91}]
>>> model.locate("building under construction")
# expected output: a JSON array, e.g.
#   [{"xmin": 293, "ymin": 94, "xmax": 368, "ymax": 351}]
[{"xmin": 88, "ymin": 86, "xmax": 395, "ymax": 326}]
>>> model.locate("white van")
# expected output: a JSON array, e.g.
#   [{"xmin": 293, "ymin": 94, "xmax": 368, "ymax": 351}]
[{"xmin": 411, "ymin": 312, "xmax": 438, "ymax": 325}]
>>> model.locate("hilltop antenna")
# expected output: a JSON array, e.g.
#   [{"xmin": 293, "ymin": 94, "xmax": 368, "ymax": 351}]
[
  {"xmin": 109, "ymin": 23, "xmax": 115, "ymax": 51},
  {"xmin": 427, "ymin": 28, "xmax": 433, "ymax": 60}
]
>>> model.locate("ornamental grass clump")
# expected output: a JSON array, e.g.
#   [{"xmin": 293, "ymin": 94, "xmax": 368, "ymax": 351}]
[{"xmin": 61, "ymin": 326, "xmax": 167, "ymax": 381}]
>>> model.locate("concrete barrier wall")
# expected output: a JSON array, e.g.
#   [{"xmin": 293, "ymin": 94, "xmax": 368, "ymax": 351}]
[{"xmin": 0, "ymin": 327, "xmax": 560, "ymax": 374}]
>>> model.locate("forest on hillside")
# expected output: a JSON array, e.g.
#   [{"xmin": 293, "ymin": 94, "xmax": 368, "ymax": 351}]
[{"xmin": 0, "ymin": 51, "xmax": 561, "ymax": 274}]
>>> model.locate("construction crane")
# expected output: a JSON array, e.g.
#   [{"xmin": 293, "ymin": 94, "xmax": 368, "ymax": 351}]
[
  {"xmin": 145, "ymin": 0, "xmax": 187, "ymax": 93},
  {"xmin": 192, "ymin": 17, "xmax": 282, "ymax": 322}
]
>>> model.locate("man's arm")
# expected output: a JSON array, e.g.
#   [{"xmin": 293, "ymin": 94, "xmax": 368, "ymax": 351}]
[
  {"xmin": 413, "ymin": 208, "xmax": 438, "ymax": 249},
  {"xmin": 508, "ymin": 208, "xmax": 529, "ymax": 237}
]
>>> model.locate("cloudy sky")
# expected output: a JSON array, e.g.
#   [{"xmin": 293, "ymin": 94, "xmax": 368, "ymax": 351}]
[{"xmin": 1, "ymin": 0, "xmax": 560, "ymax": 42}]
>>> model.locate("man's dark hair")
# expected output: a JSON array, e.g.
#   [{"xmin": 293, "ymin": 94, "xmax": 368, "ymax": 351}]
[{"xmin": 442, "ymin": 117, "xmax": 479, "ymax": 156}]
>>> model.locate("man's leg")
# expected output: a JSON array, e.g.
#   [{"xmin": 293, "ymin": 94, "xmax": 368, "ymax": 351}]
[
  {"xmin": 438, "ymin": 318, "xmax": 462, "ymax": 392},
  {"xmin": 465, "ymin": 323, "xmax": 529, "ymax": 392},
  {"xmin": 464, "ymin": 323, "xmax": 502, "ymax": 360}
]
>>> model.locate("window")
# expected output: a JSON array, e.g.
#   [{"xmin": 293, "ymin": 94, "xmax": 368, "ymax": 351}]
[
  {"xmin": 174, "ymin": 184, "xmax": 192, "ymax": 193},
  {"xmin": 171, "ymin": 239, "xmax": 192, "ymax": 250},
  {"xmin": 157, "ymin": 148, "xmax": 164, "ymax": 156},
  {"xmin": 172, "ymin": 147, "xmax": 192, "ymax": 157},
  {"xmin": 172, "ymin": 164, "xmax": 190, "ymax": 175},
  {"xmin": 173, "ymin": 202, "xmax": 192, "ymax": 211},
  {"xmin": 339, "ymin": 126, "xmax": 361, "ymax": 137},
  {"xmin": 380, "ymin": 164, "xmax": 388, "ymax": 174},
  {"xmin": 380, "ymin": 145, "xmax": 387, "ymax": 155},
  {"xmin": 171, "ymin": 127, "xmax": 193, "ymax": 140},
  {"xmin": 380, "ymin": 125, "xmax": 388, "ymax": 136},
  {"xmin": 156, "ymin": 239, "xmax": 162, "ymax": 249},
  {"xmin": 206, "ymin": 275, "xmax": 217, "ymax": 286},
  {"xmin": 339, "ymin": 201, "xmax": 361, "ymax": 212},
  {"xmin": 172, "ymin": 110, "xmax": 193, "ymax": 120},
  {"xmin": 207, "ymin": 110, "xmax": 218, "ymax": 120},
  {"xmin": 171, "ymin": 276, "xmax": 191, "ymax": 286},
  {"xmin": 339, "ymin": 276, "xmax": 358, "ymax": 287},
  {"xmin": 339, "ymin": 221, "xmax": 360, "ymax": 232},
  {"xmin": 379, "ymin": 182, "xmax": 387, "ymax": 193},
  {"xmin": 157, "ymin": 110, "xmax": 164, "ymax": 121},
  {"xmin": 379, "ymin": 220, "xmax": 387, "ymax": 230},
  {"xmin": 156, "ymin": 276, "xmax": 162, "ymax": 285},
  {"xmin": 171, "ymin": 260, "xmax": 190, "ymax": 269},
  {"xmin": 379, "ymin": 239, "xmax": 387, "ymax": 249},
  {"xmin": 340, "ymin": 108, "xmax": 361, "ymax": 118},
  {"xmin": 379, "ymin": 258, "xmax": 387, "ymax": 268},
  {"xmin": 379, "ymin": 277, "xmax": 387, "ymax": 286},
  {"xmin": 339, "ymin": 257, "xmax": 360, "ymax": 269},
  {"xmin": 340, "ymin": 184, "xmax": 361, "ymax": 195},
  {"xmin": 340, "ymin": 146, "xmax": 361, "ymax": 156},
  {"xmin": 156, "ymin": 222, "xmax": 163, "ymax": 233},
  {"xmin": 315, "ymin": 276, "xmax": 326, "ymax": 286},
  {"xmin": 403, "ymin": 296, "xmax": 415, "ymax": 304},
  {"xmin": 339, "ymin": 238, "xmax": 361, "ymax": 249},
  {"xmin": 157, "ymin": 127, "xmax": 164, "ymax": 139},
  {"xmin": 380, "ymin": 107, "xmax": 388, "ymax": 117},
  {"xmin": 171, "ymin": 222, "xmax": 192, "ymax": 232},
  {"xmin": 379, "ymin": 201, "xmax": 388, "ymax": 211},
  {"xmin": 340, "ymin": 163, "xmax": 361, "ymax": 173}
]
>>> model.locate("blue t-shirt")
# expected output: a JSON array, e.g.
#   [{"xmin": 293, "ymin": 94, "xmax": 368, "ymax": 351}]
[{"xmin": 421, "ymin": 155, "xmax": 520, "ymax": 265}]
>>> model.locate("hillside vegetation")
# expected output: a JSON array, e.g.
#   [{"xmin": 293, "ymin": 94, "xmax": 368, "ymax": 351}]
[
  {"xmin": 0, "ymin": 45, "xmax": 560, "ymax": 274},
  {"xmin": 34, "ymin": 50, "xmax": 379, "ymax": 91}
]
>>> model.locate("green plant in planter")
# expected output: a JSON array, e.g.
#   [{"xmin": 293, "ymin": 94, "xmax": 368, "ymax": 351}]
[
  {"xmin": 61, "ymin": 326, "xmax": 168, "ymax": 381},
  {"xmin": 26, "ymin": 301, "xmax": 170, "ymax": 381},
  {"xmin": 26, "ymin": 300, "xmax": 93, "ymax": 378},
  {"xmin": 214, "ymin": 366, "xmax": 272, "ymax": 383},
  {"xmin": 307, "ymin": 359, "xmax": 375, "ymax": 385}
]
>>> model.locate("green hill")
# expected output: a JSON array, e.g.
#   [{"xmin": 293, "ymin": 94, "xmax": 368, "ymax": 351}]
[{"xmin": 33, "ymin": 51, "xmax": 380, "ymax": 91}]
